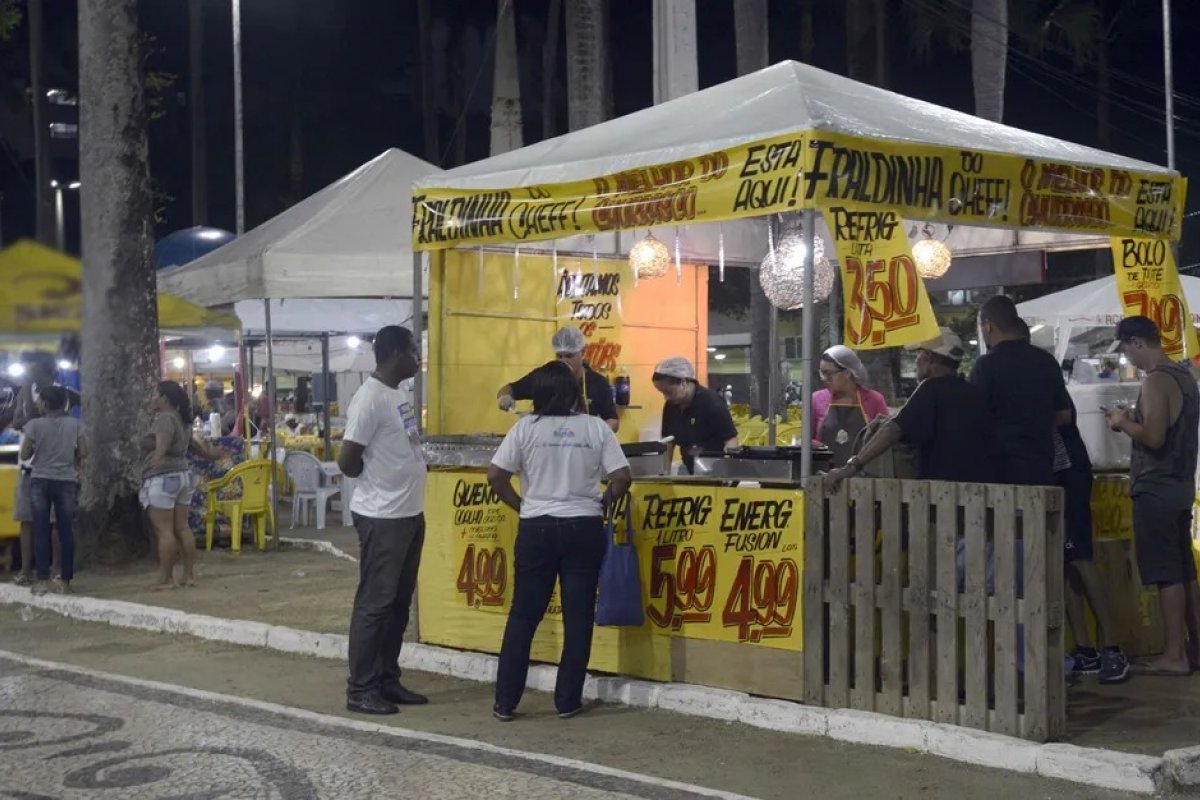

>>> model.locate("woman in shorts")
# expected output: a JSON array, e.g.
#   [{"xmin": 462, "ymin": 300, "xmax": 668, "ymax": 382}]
[{"xmin": 140, "ymin": 381, "xmax": 223, "ymax": 589}]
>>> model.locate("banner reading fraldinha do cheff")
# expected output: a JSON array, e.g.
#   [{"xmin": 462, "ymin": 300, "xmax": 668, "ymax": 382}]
[{"xmin": 411, "ymin": 132, "xmax": 1186, "ymax": 249}]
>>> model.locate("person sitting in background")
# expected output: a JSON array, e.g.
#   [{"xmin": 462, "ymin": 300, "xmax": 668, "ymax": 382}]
[
  {"xmin": 201, "ymin": 380, "xmax": 235, "ymax": 436},
  {"xmin": 19, "ymin": 386, "xmax": 86, "ymax": 595},
  {"xmin": 487, "ymin": 361, "xmax": 632, "ymax": 722},
  {"xmin": 652, "ymin": 356, "xmax": 739, "ymax": 474},
  {"xmin": 824, "ymin": 329, "xmax": 996, "ymax": 489},
  {"xmin": 812, "ymin": 345, "xmax": 889, "ymax": 468}
]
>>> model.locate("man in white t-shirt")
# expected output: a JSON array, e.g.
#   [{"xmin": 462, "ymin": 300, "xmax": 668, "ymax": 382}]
[{"xmin": 337, "ymin": 326, "xmax": 428, "ymax": 715}]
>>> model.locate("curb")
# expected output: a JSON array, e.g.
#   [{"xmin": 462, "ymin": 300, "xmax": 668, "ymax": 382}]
[{"xmin": 0, "ymin": 585, "xmax": 1172, "ymax": 795}]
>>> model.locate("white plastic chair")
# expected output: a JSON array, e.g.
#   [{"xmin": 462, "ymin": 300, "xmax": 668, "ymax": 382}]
[{"xmin": 284, "ymin": 451, "xmax": 340, "ymax": 530}]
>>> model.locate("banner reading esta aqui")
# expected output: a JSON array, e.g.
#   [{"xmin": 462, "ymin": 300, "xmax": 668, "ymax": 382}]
[{"xmin": 412, "ymin": 132, "xmax": 1185, "ymax": 249}]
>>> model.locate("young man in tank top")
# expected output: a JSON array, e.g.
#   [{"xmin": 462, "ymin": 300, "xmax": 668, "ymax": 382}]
[{"xmin": 1108, "ymin": 316, "xmax": 1200, "ymax": 676}]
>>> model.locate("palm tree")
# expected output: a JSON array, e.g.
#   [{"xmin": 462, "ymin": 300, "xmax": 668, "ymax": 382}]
[
  {"xmin": 565, "ymin": 0, "xmax": 607, "ymax": 131},
  {"xmin": 77, "ymin": 0, "xmax": 161, "ymax": 559},
  {"xmin": 490, "ymin": 0, "xmax": 523, "ymax": 155},
  {"xmin": 734, "ymin": 0, "xmax": 777, "ymax": 417},
  {"xmin": 970, "ymin": 0, "xmax": 1009, "ymax": 121}
]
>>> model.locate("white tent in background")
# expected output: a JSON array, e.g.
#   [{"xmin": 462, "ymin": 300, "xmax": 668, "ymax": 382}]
[
  {"xmin": 158, "ymin": 148, "xmax": 439, "ymax": 305},
  {"xmin": 1016, "ymin": 274, "xmax": 1200, "ymax": 361},
  {"xmin": 233, "ymin": 298, "xmax": 416, "ymax": 335}
]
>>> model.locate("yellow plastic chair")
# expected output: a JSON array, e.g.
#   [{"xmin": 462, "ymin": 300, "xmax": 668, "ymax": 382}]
[{"xmin": 205, "ymin": 460, "xmax": 276, "ymax": 553}]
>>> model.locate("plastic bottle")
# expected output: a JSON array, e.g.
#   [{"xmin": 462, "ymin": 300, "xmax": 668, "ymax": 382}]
[{"xmin": 614, "ymin": 368, "xmax": 631, "ymax": 407}]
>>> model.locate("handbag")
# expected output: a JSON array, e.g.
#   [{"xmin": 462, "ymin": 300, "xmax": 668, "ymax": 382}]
[{"xmin": 595, "ymin": 498, "xmax": 645, "ymax": 627}]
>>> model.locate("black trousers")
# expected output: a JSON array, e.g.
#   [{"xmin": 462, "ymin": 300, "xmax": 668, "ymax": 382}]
[
  {"xmin": 494, "ymin": 515, "xmax": 606, "ymax": 713},
  {"xmin": 347, "ymin": 513, "xmax": 425, "ymax": 698}
]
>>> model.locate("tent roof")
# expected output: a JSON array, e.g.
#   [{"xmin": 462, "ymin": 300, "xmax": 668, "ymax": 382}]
[
  {"xmin": 233, "ymin": 298, "xmax": 416, "ymax": 335},
  {"xmin": 1017, "ymin": 274, "xmax": 1200, "ymax": 328},
  {"xmin": 160, "ymin": 148, "xmax": 440, "ymax": 306},
  {"xmin": 0, "ymin": 241, "xmax": 240, "ymax": 334},
  {"xmin": 417, "ymin": 61, "xmax": 1171, "ymax": 192}
]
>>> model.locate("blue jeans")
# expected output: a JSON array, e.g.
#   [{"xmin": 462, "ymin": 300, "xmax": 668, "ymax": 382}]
[
  {"xmin": 31, "ymin": 478, "xmax": 77, "ymax": 581},
  {"xmin": 495, "ymin": 516, "xmax": 606, "ymax": 713}
]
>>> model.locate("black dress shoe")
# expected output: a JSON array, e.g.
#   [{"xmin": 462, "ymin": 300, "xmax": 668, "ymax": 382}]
[
  {"xmin": 381, "ymin": 683, "xmax": 429, "ymax": 706},
  {"xmin": 346, "ymin": 692, "xmax": 399, "ymax": 715}
]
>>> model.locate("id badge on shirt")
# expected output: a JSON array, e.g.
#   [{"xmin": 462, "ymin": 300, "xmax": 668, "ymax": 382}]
[{"xmin": 398, "ymin": 400, "xmax": 424, "ymax": 463}]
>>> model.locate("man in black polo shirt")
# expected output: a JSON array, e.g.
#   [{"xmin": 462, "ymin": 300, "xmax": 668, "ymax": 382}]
[
  {"xmin": 824, "ymin": 328, "xmax": 997, "ymax": 489},
  {"xmin": 970, "ymin": 295, "xmax": 1071, "ymax": 486},
  {"xmin": 496, "ymin": 326, "xmax": 619, "ymax": 432}
]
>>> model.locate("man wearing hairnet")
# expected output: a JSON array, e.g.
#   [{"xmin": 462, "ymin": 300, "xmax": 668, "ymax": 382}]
[{"xmin": 496, "ymin": 327, "xmax": 619, "ymax": 433}]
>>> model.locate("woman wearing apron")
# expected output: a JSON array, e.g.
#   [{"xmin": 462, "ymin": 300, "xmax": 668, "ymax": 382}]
[{"xmin": 812, "ymin": 345, "xmax": 890, "ymax": 468}]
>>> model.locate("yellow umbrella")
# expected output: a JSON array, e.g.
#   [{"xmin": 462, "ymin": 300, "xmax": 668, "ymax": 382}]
[{"xmin": 0, "ymin": 240, "xmax": 240, "ymax": 334}]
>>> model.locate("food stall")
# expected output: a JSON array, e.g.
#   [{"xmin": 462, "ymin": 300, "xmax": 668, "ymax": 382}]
[
  {"xmin": 0, "ymin": 240, "xmax": 241, "ymax": 558},
  {"xmin": 410, "ymin": 61, "xmax": 1186, "ymax": 737}
]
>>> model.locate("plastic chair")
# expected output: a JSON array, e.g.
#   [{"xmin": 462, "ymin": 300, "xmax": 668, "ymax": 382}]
[
  {"xmin": 284, "ymin": 450, "xmax": 340, "ymax": 530},
  {"xmin": 205, "ymin": 460, "xmax": 276, "ymax": 553}
]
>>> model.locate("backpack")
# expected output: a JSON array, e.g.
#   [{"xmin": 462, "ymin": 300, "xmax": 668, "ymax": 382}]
[{"xmin": 851, "ymin": 415, "xmax": 920, "ymax": 479}]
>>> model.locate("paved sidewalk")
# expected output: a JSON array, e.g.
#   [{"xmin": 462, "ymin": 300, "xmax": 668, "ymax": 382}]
[{"xmin": 0, "ymin": 611, "xmax": 1138, "ymax": 800}]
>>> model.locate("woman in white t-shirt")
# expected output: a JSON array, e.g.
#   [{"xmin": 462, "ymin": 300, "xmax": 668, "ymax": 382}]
[{"xmin": 487, "ymin": 361, "xmax": 632, "ymax": 722}]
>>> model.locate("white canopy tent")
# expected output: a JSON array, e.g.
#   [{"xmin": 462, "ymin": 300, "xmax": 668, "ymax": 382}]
[
  {"xmin": 233, "ymin": 298, "xmax": 416, "ymax": 335},
  {"xmin": 1017, "ymin": 275, "xmax": 1200, "ymax": 362},
  {"xmin": 159, "ymin": 148, "xmax": 438, "ymax": 304},
  {"xmin": 414, "ymin": 60, "xmax": 1181, "ymax": 473}
]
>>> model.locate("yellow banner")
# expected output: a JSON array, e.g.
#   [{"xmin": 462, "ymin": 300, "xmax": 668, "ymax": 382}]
[
  {"xmin": 448, "ymin": 473, "xmax": 517, "ymax": 614},
  {"xmin": 1110, "ymin": 236, "xmax": 1200, "ymax": 359},
  {"xmin": 636, "ymin": 484, "xmax": 801, "ymax": 649},
  {"xmin": 555, "ymin": 257, "xmax": 626, "ymax": 374},
  {"xmin": 412, "ymin": 131, "xmax": 1185, "ymax": 249},
  {"xmin": 823, "ymin": 206, "xmax": 942, "ymax": 350}
]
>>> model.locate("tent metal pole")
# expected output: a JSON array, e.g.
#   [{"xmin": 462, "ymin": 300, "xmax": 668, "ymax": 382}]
[
  {"xmin": 265, "ymin": 299, "xmax": 279, "ymax": 550},
  {"xmin": 412, "ymin": 251, "xmax": 424, "ymax": 434},
  {"xmin": 800, "ymin": 210, "xmax": 816, "ymax": 480},
  {"xmin": 321, "ymin": 333, "xmax": 332, "ymax": 460}
]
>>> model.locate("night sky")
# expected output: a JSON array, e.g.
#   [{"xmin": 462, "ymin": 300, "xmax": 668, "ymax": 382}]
[{"xmin": 4, "ymin": 0, "xmax": 1200, "ymax": 261}]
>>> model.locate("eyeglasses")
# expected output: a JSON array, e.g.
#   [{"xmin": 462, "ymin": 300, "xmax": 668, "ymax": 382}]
[{"xmin": 818, "ymin": 367, "xmax": 844, "ymax": 379}]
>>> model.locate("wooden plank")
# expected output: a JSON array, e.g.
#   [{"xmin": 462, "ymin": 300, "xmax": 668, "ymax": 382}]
[
  {"xmin": 827, "ymin": 476, "xmax": 853, "ymax": 708},
  {"xmin": 961, "ymin": 483, "xmax": 989, "ymax": 731},
  {"xmin": 803, "ymin": 479, "xmax": 827, "ymax": 706},
  {"xmin": 851, "ymin": 479, "xmax": 878, "ymax": 711},
  {"xmin": 1019, "ymin": 486, "xmax": 1050, "ymax": 742},
  {"xmin": 877, "ymin": 479, "xmax": 904, "ymax": 716},
  {"xmin": 1045, "ymin": 486, "xmax": 1067, "ymax": 741},
  {"xmin": 903, "ymin": 480, "xmax": 932, "ymax": 719},
  {"xmin": 990, "ymin": 484, "xmax": 1019, "ymax": 738},
  {"xmin": 932, "ymin": 480, "xmax": 960, "ymax": 726}
]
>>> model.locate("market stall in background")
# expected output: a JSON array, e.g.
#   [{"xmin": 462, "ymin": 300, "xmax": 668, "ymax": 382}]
[{"xmin": 410, "ymin": 60, "xmax": 1187, "ymax": 741}]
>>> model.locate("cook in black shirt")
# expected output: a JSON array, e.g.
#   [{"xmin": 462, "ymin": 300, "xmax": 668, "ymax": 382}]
[
  {"xmin": 970, "ymin": 296, "xmax": 1070, "ymax": 486},
  {"xmin": 652, "ymin": 356, "xmax": 739, "ymax": 474},
  {"xmin": 824, "ymin": 328, "xmax": 997, "ymax": 490},
  {"xmin": 496, "ymin": 326, "xmax": 619, "ymax": 432}
]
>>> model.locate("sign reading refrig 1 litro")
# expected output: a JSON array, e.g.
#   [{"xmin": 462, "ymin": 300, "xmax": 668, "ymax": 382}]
[{"xmin": 1111, "ymin": 236, "xmax": 1200, "ymax": 360}]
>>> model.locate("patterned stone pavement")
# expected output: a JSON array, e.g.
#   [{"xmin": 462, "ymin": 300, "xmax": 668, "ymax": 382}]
[{"xmin": 0, "ymin": 654, "xmax": 744, "ymax": 800}]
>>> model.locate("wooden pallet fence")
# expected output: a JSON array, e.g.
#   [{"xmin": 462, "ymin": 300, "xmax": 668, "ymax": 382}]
[{"xmin": 803, "ymin": 478, "xmax": 1066, "ymax": 742}]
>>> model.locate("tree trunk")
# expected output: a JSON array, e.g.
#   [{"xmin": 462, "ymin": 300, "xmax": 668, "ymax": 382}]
[
  {"xmin": 78, "ymin": 0, "xmax": 159, "ymax": 564},
  {"xmin": 565, "ymin": 0, "xmax": 608, "ymax": 131},
  {"xmin": 287, "ymin": 5, "xmax": 304, "ymax": 204},
  {"xmin": 30, "ymin": 0, "xmax": 54, "ymax": 245},
  {"xmin": 416, "ymin": 0, "xmax": 440, "ymax": 164},
  {"xmin": 970, "ymin": 0, "xmax": 1007, "ymax": 122},
  {"xmin": 873, "ymin": 0, "xmax": 888, "ymax": 88},
  {"xmin": 490, "ymin": 0, "xmax": 524, "ymax": 155},
  {"xmin": 188, "ymin": 0, "xmax": 206, "ymax": 226},
  {"xmin": 800, "ymin": 0, "xmax": 815, "ymax": 63},
  {"xmin": 542, "ymin": 0, "xmax": 563, "ymax": 139},
  {"xmin": 734, "ymin": 0, "xmax": 774, "ymax": 417}
]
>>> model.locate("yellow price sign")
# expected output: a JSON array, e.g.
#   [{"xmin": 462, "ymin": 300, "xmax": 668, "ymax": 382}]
[{"xmin": 1111, "ymin": 236, "xmax": 1200, "ymax": 359}]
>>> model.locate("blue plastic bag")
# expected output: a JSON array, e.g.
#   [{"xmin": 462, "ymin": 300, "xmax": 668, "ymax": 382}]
[{"xmin": 595, "ymin": 500, "xmax": 644, "ymax": 627}]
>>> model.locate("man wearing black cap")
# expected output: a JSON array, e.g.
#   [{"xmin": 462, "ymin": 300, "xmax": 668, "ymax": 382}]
[
  {"xmin": 1108, "ymin": 315, "xmax": 1200, "ymax": 675},
  {"xmin": 971, "ymin": 295, "xmax": 1072, "ymax": 486},
  {"xmin": 496, "ymin": 326, "xmax": 619, "ymax": 432}
]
